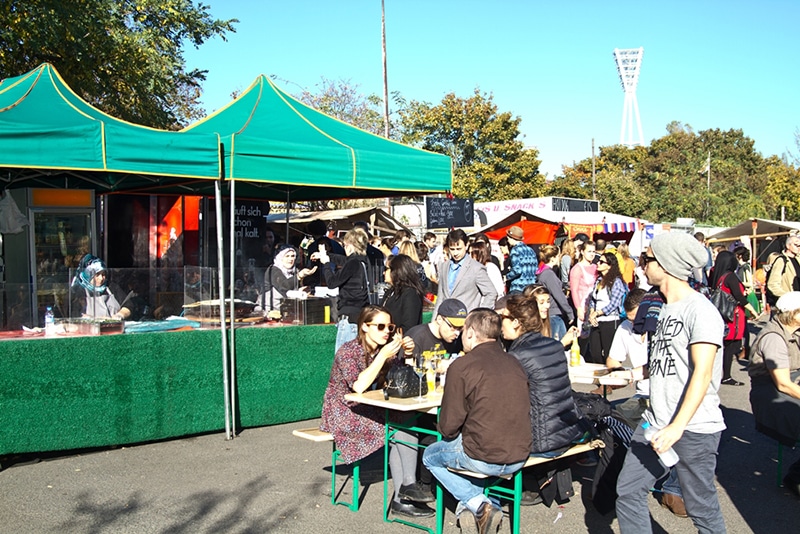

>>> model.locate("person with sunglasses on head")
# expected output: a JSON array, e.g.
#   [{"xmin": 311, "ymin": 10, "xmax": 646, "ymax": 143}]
[
  {"xmin": 382, "ymin": 254, "xmax": 425, "ymax": 333},
  {"xmin": 319, "ymin": 305, "xmax": 434, "ymax": 518},
  {"xmin": 585, "ymin": 252, "xmax": 627, "ymax": 365}
]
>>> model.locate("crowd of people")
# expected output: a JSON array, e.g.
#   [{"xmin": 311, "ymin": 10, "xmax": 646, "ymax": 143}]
[
  {"xmin": 50, "ymin": 211, "xmax": 800, "ymax": 531},
  {"xmin": 304, "ymin": 220, "xmax": 800, "ymax": 534}
]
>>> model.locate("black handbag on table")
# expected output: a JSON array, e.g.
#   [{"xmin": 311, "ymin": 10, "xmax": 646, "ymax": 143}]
[{"xmin": 385, "ymin": 363, "xmax": 428, "ymax": 398}]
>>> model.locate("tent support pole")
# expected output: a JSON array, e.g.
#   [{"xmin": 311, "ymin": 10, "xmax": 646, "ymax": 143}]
[
  {"xmin": 229, "ymin": 178, "xmax": 238, "ymax": 436},
  {"xmin": 215, "ymin": 180, "xmax": 233, "ymax": 440},
  {"xmin": 285, "ymin": 189, "xmax": 291, "ymax": 243}
]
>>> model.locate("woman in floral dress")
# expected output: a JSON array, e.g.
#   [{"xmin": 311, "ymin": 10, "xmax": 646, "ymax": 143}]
[{"xmin": 320, "ymin": 305, "xmax": 434, "ymax": 517}]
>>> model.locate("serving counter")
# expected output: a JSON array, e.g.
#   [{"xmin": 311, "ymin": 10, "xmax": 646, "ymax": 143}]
[{"xmin": 0, "ymin": 323, "xmax": 337, "ymax": 456}]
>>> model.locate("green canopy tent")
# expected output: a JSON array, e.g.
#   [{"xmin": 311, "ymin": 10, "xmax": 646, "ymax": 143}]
[
  {"xmin": 182, "ymin": 74, "xmax": 452, "ymax": 201},
  {"xmin": 0, "ymin": 64, "xmax": 223, "ymax": 192},
  {"xmin": 0, "ymin": 64, "xmax": 237, "ymax": 436},
  {"xmin": 182, "ymin": 75, "xmax": 452, "ymax": 432},
  {"xmin": 1, "ymin": 65, "xmax": 453, "ymax": 438}
]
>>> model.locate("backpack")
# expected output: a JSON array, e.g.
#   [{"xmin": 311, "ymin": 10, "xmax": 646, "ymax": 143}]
[{"xmin": 765, "ymin": 254, "xmax": 800, "ymax": 306}]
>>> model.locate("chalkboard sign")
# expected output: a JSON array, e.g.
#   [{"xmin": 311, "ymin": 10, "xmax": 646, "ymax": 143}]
[
  {"xmin": 551, "ymin": 197, "xmax": 599, "ymax": 212},
  {"xmin": 426, "ymin": 198, "xmax": 473, "ymax": 228}
]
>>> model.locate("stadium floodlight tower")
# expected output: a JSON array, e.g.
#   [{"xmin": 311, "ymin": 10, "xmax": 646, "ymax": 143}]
[{"xmin": 613, "ymin": 47, "xmax": 644, "ymax": 147}]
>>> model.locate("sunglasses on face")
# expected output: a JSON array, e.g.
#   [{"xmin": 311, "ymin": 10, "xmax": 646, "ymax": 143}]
[
  {"xmin": 642, "ymin": 255, "xmax": 658, "ymax": 264},
  {"xmin": 597, "ymin": 260, "xmax": 608, "ymax": 265},
  {"xmin": 441, "ymin": 317, "xmax": 462, "ymax": 331},
  {"xmin": 367, "ymin": 322, "xmax": 396, "ymax": 332}
]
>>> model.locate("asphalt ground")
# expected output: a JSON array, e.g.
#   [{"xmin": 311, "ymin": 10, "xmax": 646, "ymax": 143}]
[{"xmin": 1, "ymin": 360, "xmax": 799, "ymax": 533}]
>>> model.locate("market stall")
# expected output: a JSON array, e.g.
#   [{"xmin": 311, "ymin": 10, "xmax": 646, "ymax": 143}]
[{"xmin": 0, "ymin": 65, "xmax": 452, "ymax": 456}]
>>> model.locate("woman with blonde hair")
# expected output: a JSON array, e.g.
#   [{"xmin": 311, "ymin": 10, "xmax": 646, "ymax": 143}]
[
  {"xmin": 560, "ymin": 239, "xmax": 576, "ymax": 287},
  {"xmin": 617, "ymin": 243, "xmax": 637, "ymax": 289},
  {"xmin": 398, "ymin": 240, "xmax": 430, "ymax": 291},
  {"xmin": 313, "ymin": 229, "xmax": 371, "ymax": 351}
]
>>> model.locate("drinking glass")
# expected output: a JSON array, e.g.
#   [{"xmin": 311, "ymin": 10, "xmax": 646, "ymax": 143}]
[{"xmin": 413, "ymin": 355, "xmax": 426, "ymax": 401}]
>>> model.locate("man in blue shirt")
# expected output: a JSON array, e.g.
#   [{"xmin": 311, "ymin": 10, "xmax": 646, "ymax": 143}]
[{"xmin": 505, "ymin": 226, "xmax": 538, "ymax": 293}]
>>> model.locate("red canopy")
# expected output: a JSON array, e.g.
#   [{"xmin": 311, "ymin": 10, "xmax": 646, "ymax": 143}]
[{"xmin": 484, "ymin": 219, "xmax": 559, "ymax": 244}]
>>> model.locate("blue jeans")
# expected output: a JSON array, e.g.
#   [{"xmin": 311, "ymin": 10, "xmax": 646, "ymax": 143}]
[
  {"xmin": 550, "ymin": 315, "xmax": 567, "ymax": 341},
  {"xmin": 616, "ymin": 426, "xmax": 725, "ymax": 534},
  {"xmin": 334, "ymin": 317, "xmax": 357, "ymax": 353},
  {"xmin": 661, "ymin": 468, "xmax": 682, "ymax": 497},
  {"xmin": 423, "ymin": 434, "xmax": 525, "ymax": 514}
]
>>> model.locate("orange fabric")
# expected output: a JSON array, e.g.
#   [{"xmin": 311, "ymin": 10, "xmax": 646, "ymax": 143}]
[{"xmin": 484, "ymin": 220, "xmax": 559, "ymax": 244}]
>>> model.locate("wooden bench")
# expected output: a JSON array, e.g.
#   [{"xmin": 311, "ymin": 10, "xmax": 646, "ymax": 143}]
[
  {"xmin": 447, "ymin": 439, "xmax": 605, "ymax": 534},
  {"xmin": 293, "ymin": 427, "xmax": 362, "ymax": 512}
]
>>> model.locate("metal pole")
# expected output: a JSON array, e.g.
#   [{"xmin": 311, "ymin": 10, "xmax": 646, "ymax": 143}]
[
  {"xmin": 229, "ymin": 178, "xmax": 237, "ymax": 436},
  {"xmin": 592, "ymin": 137, "xmax": 597, "ymax": 200},
  {"xmin": 381, "ymin": 0, "xmax": 390, "ymax": 138},
  {"xmin": 214, "ymin": 179, "xmax": 232, "ymax": 440}
]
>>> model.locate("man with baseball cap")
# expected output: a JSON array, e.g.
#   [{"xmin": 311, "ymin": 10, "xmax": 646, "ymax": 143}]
[
  {"xmin": 407, "ymin": 298, "xmax": 466, "ymax": 361},
  {"xmin": 505, "ymin": 225, "xmax": 538, "ymax": 293},
  {"xmin": 615, "ymin": 232, "xmax": 726, "ymax": 533}
]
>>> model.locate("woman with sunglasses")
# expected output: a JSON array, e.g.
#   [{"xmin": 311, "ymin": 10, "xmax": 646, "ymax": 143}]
[
  {"xmin": 262, "ymin": 244, "xmax": 317, "ymax": 313},
  {"xmin": 320, "ymin": 305, "xmax": 434, "ymax": 518},
  {"xmin": 586, "ymin": 252, "xmax": 627, "ymax": 364},
  {"xmin": 382, "ymin": 254, "xmax": 425, "ymax": 333}
]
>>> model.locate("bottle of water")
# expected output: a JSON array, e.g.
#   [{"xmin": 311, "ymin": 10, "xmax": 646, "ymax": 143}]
[
  {"xmin": 44, "ymin": 306, "xmax": 55, "ymax": 337},
  {"xmin": 641, "ymin": 421, "xmax": 679, "ymax": 467}
]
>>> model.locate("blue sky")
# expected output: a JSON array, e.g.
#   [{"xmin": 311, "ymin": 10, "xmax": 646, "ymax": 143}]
[{"xmin": 184, "ymin": 0, "xmax": 799, "ymax": 178}]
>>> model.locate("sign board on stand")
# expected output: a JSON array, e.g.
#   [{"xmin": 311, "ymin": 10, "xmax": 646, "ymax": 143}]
[{"xmin": 426, "ymin": 198, "xmax": 473, "ymax": 228}]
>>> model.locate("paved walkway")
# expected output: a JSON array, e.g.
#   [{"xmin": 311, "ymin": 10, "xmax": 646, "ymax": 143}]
[{"xmin": 1, "ymin": 362, "xmax": 798, "ymax": 533}]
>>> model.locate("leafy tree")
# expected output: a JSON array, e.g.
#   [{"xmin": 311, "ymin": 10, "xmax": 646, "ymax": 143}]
[
  {"xmin": 764, "ymin": 155, "xmax": 800, "ymax": 220},
  {"xmin": 297, "ymin": 77, "xmax": 387, "ymax": 136},
  {"xmin": 398, "ymin": 89, "xmax": 543, "ymax": 201},
  {"xmin": 0, "ymin": 0, "xmax": 236, "ymax": 128},
  {"xmin": 548, "ymin": 126, "xmax": 773, "ymax": 225}
]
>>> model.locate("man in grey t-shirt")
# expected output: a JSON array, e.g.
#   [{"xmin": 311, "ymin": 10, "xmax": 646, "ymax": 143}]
[{"xmin": 616, "ymin": 232, "xmax": 727, "ymax": 534}]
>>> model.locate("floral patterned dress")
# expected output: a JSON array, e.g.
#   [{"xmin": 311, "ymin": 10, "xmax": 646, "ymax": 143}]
[{"xmin": 320, "ymin": 339, "xmax": 388, "ymax": 464}]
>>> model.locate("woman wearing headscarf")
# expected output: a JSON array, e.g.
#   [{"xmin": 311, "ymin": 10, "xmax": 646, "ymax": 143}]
[
  {"xmin": 748, "ymin": 292, "xmax": 800, "ymax": 493},
  {"xmin": 709, "ymin": 250, "xmax": 758, "ymax": 385},
  {"xmin": 262, "ymin": 244, "xmax": 317, "ymax": 312},
  {"xmin": 70, "ymin": 254, "xmax": 130, "ymax": 320}
]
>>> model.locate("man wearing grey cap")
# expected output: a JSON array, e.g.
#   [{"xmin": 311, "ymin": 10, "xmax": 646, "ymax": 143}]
[{"xmin": 615, "ymin": 232, "xmax": 727, "ymax": 534}]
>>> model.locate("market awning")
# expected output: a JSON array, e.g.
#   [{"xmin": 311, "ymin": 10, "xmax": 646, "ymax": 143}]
[
  {"xmin": 182, "ymin": 74, "xmax": 452, "ymax": 201},
  {"xmin": 0, "ymin": 64, "xmax": 222, "ymax": 192}
]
